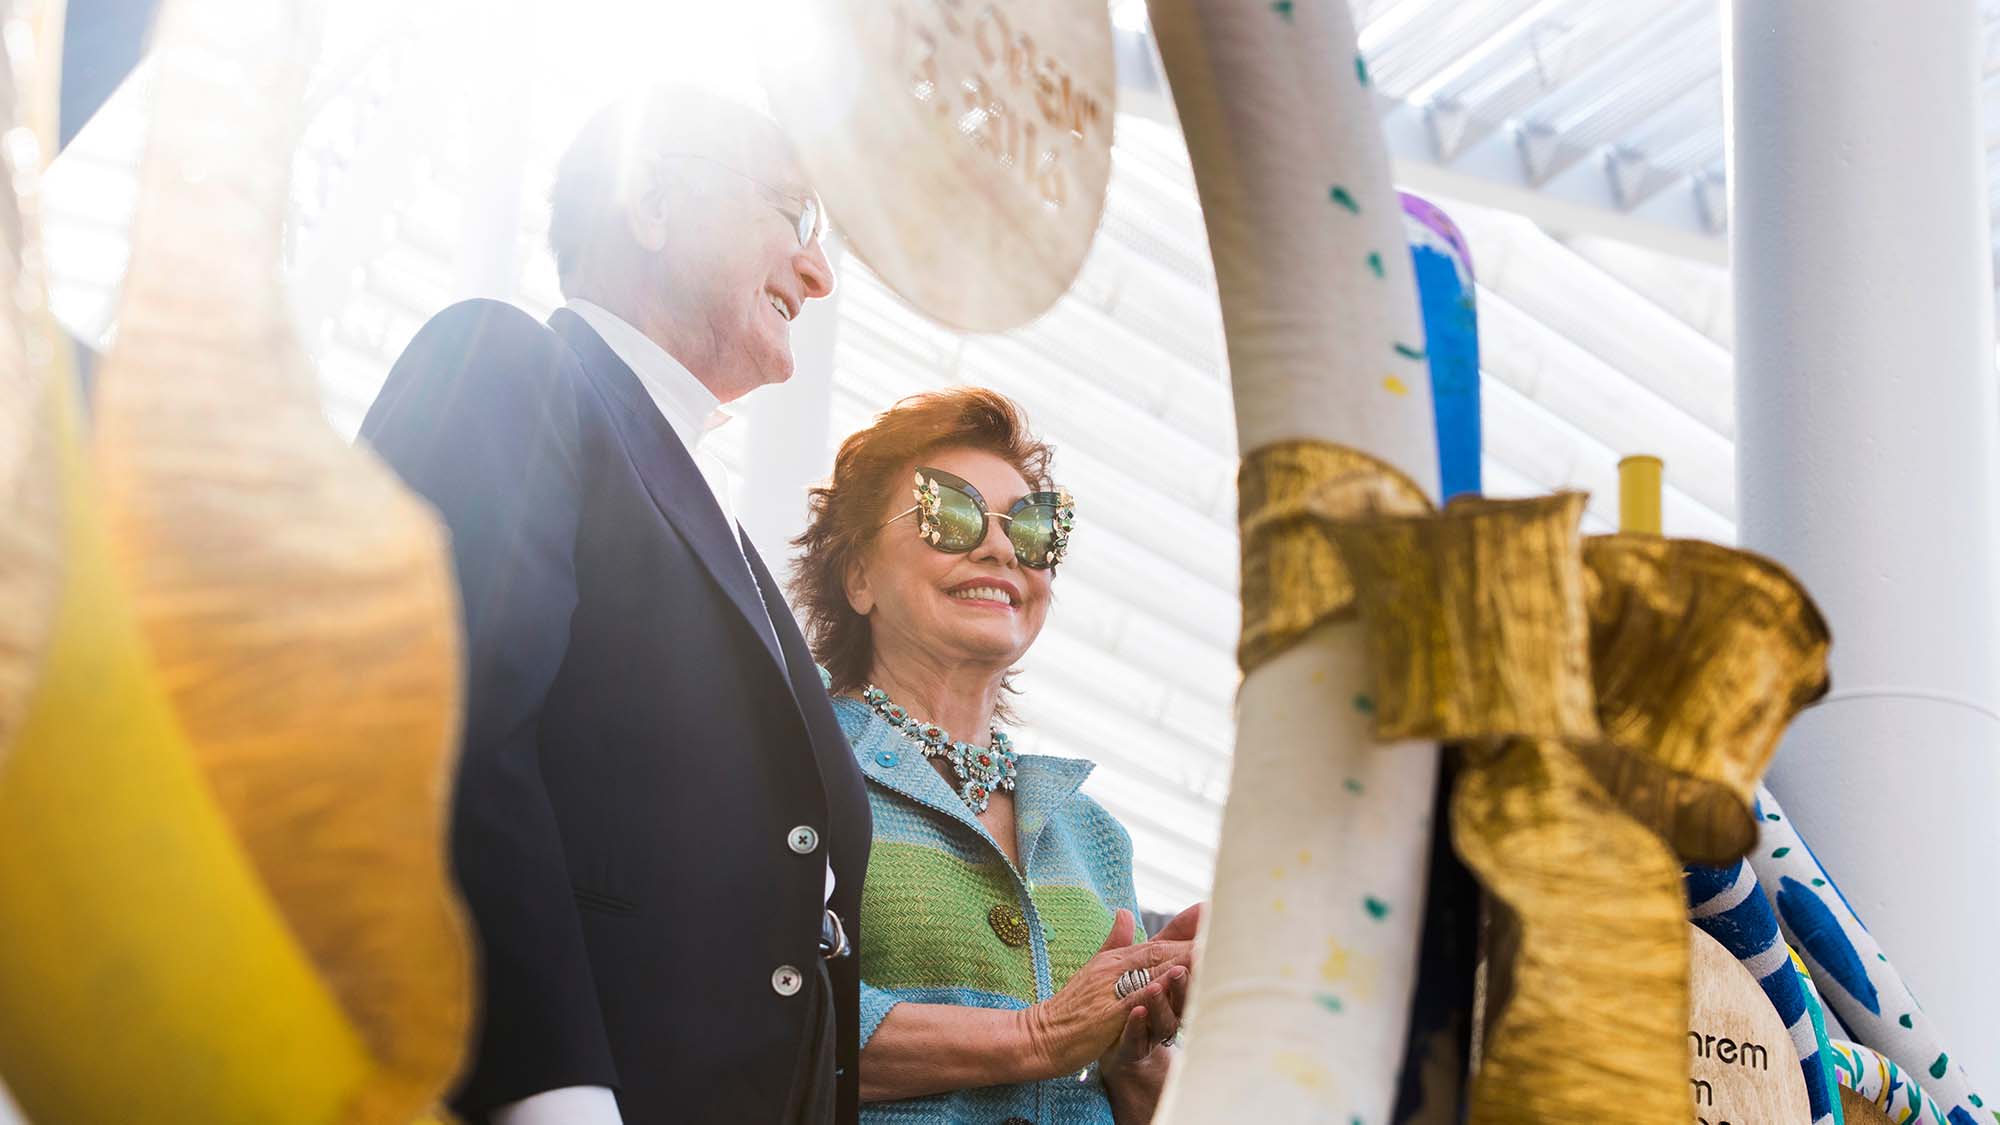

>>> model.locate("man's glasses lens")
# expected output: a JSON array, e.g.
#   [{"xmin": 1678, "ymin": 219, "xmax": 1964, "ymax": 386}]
[{"xmin": 795, "ymin": 196, "xmax": 822, "ymax": 247}]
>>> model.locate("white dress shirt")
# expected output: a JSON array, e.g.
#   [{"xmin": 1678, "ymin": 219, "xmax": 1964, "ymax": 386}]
[{"xmin": 493, "ymin": 303, "xmax": 833, "ymax": 1125}]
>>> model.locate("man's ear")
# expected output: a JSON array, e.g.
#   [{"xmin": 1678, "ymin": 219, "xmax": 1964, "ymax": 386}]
[
  {"xmin": 625, "ymin": 155, "xmax": 672, "ymax": 254},
  {"xmin": 843, "ymin": 553, "xmax": 874, "ymax": 617}
]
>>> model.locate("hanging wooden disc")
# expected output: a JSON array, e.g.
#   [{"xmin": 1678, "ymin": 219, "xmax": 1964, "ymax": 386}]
[
  {"xmin": 1838, "ymin": 1088, "xmax": 1898, "ymax": 1125},
  {"xmin": 761, "ymin": 0, "xmax": 1115, "ymax": 332},
  {"xmin": 1686, "ymin": 925, "xmax": 1812, "ymax": 1124}
]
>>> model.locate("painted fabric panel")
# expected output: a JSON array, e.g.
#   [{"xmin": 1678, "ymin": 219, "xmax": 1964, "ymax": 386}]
[{"xmin": 1748, "ymin": 787, "xmax": 1994, "ymax": 1125}]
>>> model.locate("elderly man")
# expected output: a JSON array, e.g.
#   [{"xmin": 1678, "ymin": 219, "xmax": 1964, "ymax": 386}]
[{"xmin": 361, "ymin": 88, "xmax": 869, "ymax": 1125}]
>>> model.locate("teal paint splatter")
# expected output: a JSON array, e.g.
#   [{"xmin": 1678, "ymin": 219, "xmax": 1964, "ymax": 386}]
[
  {"xmin": 1393, "ymin": 342, "xmax": 1425, "ymax": 360},
  {"xmin": 1811, "ymin": 877, "xmax": 1826, "ymax": 887},
  {"xmin": 1352, "ymin": 693, "xmax": 1375, "ymax": 714},
  {"xmin": 1355, "ymin": 55, "xmax": 1370, "ymax": 86},
  {"xmin": 1344, "ymin": 778, "xmax": 1365, "ymax": 795},
  {"xmin": 1766, "ymin": 812, "xmax": 1782, "ymax": 821},
  {"xmin": 1315, "ymin": 992, "xmax": 1344, "ymax": 1014},
  {"xmin": 1363, "ymin": 896, "xmax": 1390, "ymax": 920},
  {"xmin": 1329, "ymin": 185, "xmax": 1359, "ymax": 213},
  {"xmin": 1969, "ymin": 1093, "xmax": 1983, "ymax": 1106},
  {"xmin": 1271, "ymin": 0, "xmax": 1294, "ymax": 19},
  {"xmin": 1901, "ymin": 1013, "xmax": 1915, "ymax": 1028},
  {"xmin": 1931, "ymin": 1053, "xmax": 1950, "ymax": 1080},
  {"xmin": 1366, "ymin": 251, "xmax": 1385, "ymax": 278},
  {"xmin": 1772, "ymin": 846, "xmax": 1792, "ymax": 858}
]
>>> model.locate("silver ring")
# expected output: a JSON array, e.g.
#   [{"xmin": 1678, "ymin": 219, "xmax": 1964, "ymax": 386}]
[{"xmin": 1113, "ymin": 967, "xmax": 1151, "ymax": 1000}]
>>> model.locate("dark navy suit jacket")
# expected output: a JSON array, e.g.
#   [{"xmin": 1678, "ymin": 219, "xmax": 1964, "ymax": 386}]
[{"xmin": 361, "ymin": 300, "xmax": 870, "ymax": 1124}]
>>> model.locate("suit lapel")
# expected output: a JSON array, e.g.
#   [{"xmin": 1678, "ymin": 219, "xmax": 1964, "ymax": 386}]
[{"xmin": 549, "ymin": 308, "xmax": 788, "ymax": 677}]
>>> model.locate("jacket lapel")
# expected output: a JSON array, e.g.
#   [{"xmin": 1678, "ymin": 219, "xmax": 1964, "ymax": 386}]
[
  {"xmin": 1011, "ymin": 754, "xmax": 1093, "ymax": 872},
  {"xmin": 549, "ymin": 308, "xmax": 787, "ymax": 677}
]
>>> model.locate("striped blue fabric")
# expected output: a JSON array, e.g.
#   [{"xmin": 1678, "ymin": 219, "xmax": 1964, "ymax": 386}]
[{"xmin": 1685, "ymin": 858, "xmax": 1842, "ymax": 1125}]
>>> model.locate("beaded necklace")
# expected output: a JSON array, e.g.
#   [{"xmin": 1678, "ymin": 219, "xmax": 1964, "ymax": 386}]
[{"xmin": 861, "ymin": 685, "xmax": 1018, "ymax": 814}]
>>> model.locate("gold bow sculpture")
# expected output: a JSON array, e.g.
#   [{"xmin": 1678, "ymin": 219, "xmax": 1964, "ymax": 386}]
[
  {"xmin": 1240, "ymin": 440, "xmax": 1831, "ymax": 1125},
  {"xmin": 0, "ymin": 0, "xmax": 472, "ymax": 1121}
]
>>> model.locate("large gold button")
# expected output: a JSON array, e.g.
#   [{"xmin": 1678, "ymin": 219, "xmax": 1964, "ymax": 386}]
[{"xmin": 988, "ymin": 903, "xmax": 1030, "ymax": 947}]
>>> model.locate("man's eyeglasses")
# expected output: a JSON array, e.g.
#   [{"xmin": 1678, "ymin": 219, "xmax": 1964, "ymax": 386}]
[
  {"xmin": 655, "ymin": 152, "xmax": 825, "ymax": 249},
  {"xmin": 882, "ymin": 467, "xmax": 1075, "ymax": 570}
]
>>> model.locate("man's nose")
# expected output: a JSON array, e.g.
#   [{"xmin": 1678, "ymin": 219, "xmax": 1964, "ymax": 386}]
[{"xmin": 796, "ymin": 238, "xmax": 836, "ymax": 301}]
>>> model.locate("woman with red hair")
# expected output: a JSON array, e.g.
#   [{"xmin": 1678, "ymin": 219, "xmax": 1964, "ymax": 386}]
[{"xmin": 792, "ymin": 387, "xmax": 1201, "ymax": 1124}]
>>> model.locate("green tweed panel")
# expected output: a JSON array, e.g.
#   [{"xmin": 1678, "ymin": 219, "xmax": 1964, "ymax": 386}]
[
  {"xmin": 859, "ymin": 840, "xmax": 1036, "ymax": 1001},
  {"xmin": 1033, "ymin": 885, "xmax": 1119, "ymax": 991}
]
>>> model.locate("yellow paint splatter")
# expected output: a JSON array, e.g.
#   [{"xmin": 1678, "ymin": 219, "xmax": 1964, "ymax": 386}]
[
  {"xmin": 1272, "ymin": 866, "xmax": 1287, "ymax": 879},
  {"xmin": 1382, "ymin": 375, "xmax": 1410, "ymax": 396},
  {"xmin": 1309, "ymin": 669, "xmax": 1328, "ymax": 684},
  {"xmin": 1280, "ymin": 964, "xmax": 1296, "ymax": 979},
  {"xmin": 1272, "ymin": 898, "xmax": 1287, "ymax": 913},
  {"xmin": 1298, "ymin": 850, "xmax": 1313, "ymax": 866},
  {"xmin": 1271, "ymin": 1050, "xmax": 1332, "ymax": 1091},
  {"xmin": 1321, "ymin": 939, "xmax": 1352, "ymax": 984}
]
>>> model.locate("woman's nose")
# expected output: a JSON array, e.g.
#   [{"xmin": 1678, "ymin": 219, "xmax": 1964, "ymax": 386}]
[{"xmin": 968, "ymin": 515, "xmax": 1017, "ymax": 567}]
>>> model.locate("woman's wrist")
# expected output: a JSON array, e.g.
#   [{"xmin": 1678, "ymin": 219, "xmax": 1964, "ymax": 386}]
[{"xmin": 1013, "ymin": 1001, "xmax": 1078, "ymax": 1082}]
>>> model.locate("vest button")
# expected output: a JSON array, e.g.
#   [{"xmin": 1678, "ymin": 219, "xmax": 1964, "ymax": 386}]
[
  {"xmin": 771, "ymin": 964, "xmax": 804, "ymax": 996},
  {"xmin": 788, "ymin": 825, "xmax": 820, "ymax": 854},
  {"xmin": 988, "ymin": 904, "xmax": 1031, "ymax": 948}
]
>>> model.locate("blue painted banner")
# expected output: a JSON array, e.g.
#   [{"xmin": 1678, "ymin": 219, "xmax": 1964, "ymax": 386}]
[{"xmin": 1400, "ymin": 193, "xmax": 1482, "ymax": 503}]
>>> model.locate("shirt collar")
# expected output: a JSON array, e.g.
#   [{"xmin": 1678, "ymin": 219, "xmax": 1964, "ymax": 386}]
[{"xmin": 565, "ymin": 299, "xmax": 731, "ymax": 452}]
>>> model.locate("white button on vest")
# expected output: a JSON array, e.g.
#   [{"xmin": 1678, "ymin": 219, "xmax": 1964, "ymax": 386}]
[
  {"xmin": 772, "ymin": 964, "xmax": 804, "ymax": 996},
  {"xmin": 788, "ymin": 825, "xmax": 820, "ymax": 854}
]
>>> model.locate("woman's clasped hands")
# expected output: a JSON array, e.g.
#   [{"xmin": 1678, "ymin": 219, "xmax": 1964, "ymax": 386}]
[{"xmin": 1018, "ymin": 903, "xmax": 1204, "ymax": 1088}]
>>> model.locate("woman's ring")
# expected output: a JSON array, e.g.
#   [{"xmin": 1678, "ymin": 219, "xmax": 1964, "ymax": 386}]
[{"xmin": 1113, "ymin": 967, "xmax": 1151, "ymax": 1000}]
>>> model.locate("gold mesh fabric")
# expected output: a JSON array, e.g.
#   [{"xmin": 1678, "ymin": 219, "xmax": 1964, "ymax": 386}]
[
  {"xmin": 1581, "ymin": 536, "xmax": 1832, "ymax": 863},
  {"xmin": 1454, "ymin": 739, "xmax": 1690, "ymax": 1125},
  {"xmin": 1236, "ymin": 440, "xmax": 1432, "ymax": 671},
  {"xmin": 1327, "ymin": 493, "xmax": 1600, "ymax": 746}
]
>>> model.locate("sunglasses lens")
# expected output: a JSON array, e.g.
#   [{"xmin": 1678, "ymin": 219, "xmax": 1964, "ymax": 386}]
[
  {"xmin": 798, "ymin": 197, "xmax": 821, "ymax": 246},
  {"xmin": 1006, "ymin": 505, "xmax": 1059, "ymax": 566},
  {"xmin": 933, "ymin": 486, "xmax": 987, "ymax": 551}
]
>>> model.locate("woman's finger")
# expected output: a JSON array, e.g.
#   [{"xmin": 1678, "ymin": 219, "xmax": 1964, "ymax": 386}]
[
  {"xmin": 1096, "ymin": 909, "xmax": 1136, "ymax": 955},
  {"xmin": 1152, "ymin": 901, "xmax": 1205, "ymax": 943},
  {"xmin": 1141, "ymin": 977, "xmax": 1179, "ymax": 1045},
  {"xmin": 1119, "ymin": 1005, "xmax": 1149, "ymax": 1059},
  {"xmin": 1167, "ymin": 961, "xmax": 1190, "ymax": 1016},
  {"xmin": 1131, "ymin": 938, "xmax": 1196, "ymax": 973},
  {"xmin": 1123, "ymin": 976, "xmax": 1173, "ymax": 1053}
]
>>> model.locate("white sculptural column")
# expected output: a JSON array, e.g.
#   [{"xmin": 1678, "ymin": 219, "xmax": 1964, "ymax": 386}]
[{"xmin": 1729, "ymin": 0, "xmax": 2000, "ymax": 1063}]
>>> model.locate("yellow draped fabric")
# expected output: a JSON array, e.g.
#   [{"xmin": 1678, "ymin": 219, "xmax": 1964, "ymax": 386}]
[
  {"xmin": 0, "ymin": 0, "xmax": 471, "ymax": 1119},
  {"xmin": 0, "ymin": 383, "xmax": 376, "ymax": 1123}
]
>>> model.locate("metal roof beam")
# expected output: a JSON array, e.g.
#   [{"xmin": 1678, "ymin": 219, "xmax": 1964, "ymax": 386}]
[{"xmin": 1383, "ymin": 100, "xmax": 1728, "ymax": 264}]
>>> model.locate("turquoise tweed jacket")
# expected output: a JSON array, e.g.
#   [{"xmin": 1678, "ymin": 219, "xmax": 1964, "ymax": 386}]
[{"xmin": 836, "ymin": 697, "xmax": 1144, "ymax": 1125}]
